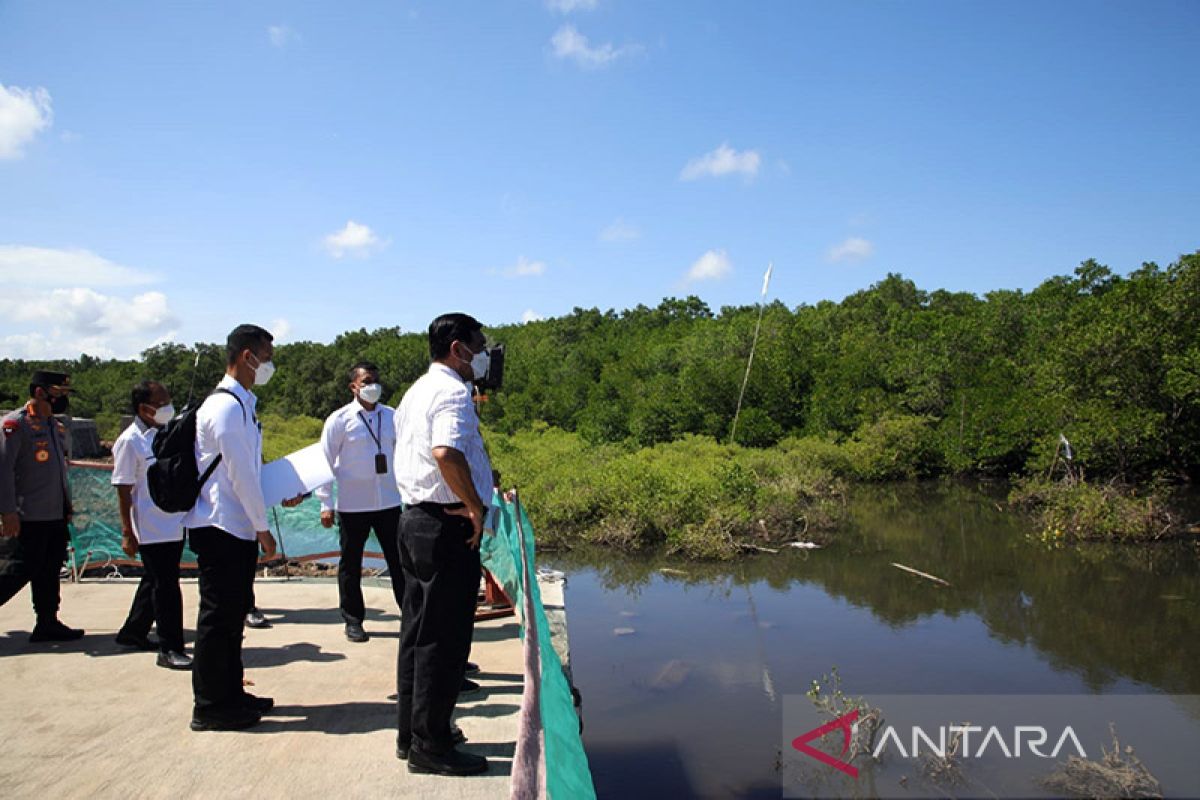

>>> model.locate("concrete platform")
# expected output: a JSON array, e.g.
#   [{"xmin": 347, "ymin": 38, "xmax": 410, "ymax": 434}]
[{"xmin": 0, "ymin": 578, "xmax": 524, "ymax": 799}]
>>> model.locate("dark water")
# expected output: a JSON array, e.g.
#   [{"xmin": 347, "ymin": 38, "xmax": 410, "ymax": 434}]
[{"xmin": 544, "ymin": 482, "xmax": 1200, "ymax": 799}]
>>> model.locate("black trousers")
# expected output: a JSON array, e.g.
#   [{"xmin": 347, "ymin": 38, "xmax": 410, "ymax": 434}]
[
  {"xmin": 189, "ymin": 526, "xmax": 257, "ymax": 714},
  {"xmin": 0, "ymin": 519, "xmax": 69, "ymax": 622},
  {"xmin": 338, "ymin": 505, "xmax": 404, "ymax": 624},
  {"xmin": 396, "ymin": 504, "xmax": 480, "ymax": 754},
  {"xmin": 118, "ymin": 538, "xmax": 186, "ymax": 653}
]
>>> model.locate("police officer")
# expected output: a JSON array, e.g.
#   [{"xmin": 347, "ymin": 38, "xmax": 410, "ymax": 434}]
[
  {"xmin": 0, "ymin": 370, "xmax": 85, "ymax": 642},
  {"xmin": 314, "ymin": 361, "xmax": 404, "ymax": 643}
]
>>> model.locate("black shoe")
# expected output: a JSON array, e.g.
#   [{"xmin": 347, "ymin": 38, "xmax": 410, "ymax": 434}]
[
  {"xmin": 397, "ymin": 727, "xmax": 467, "ymax": 760},
  {"xmin": 240, "ymin": 692, "xmax": 274, "ymax": 713},
  {"xmin": 157, "ymin": 650, "xmax": 193, "ymax": 670},
  {"xmin": 30, "ymin": 620, "xmax": 85, "ymax": 642},
  {"xmin": 407, "ymin": 747, "xmax": 488, "ymax": 776},
  {"xmin": 245, "ymin": 608, "xmax": 271, "ymax": 629},
  {"xmin": 459, "ymin": 678, "xmax": 482, "ymax": 697},
  {"xmin": 190, "ymin": 706, "xmax": 261, "ymax": 732},
  {"xmin": 116, "ymin": 632, "xmax": 158, "ymax": 651},
  {"xmin": 345, "ymin": 622, "xmax": 368, "ymax": 643},
  {"xmin": 464, "ymin": 661, "xmax": 480, "ymax": 675}
]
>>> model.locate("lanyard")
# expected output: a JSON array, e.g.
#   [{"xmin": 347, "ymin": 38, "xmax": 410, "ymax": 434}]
[{"xmin": 356, "ymin": 410, "xmax": 382, "ymax": 453}]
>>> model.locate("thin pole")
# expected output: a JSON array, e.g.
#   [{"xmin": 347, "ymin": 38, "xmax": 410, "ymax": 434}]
[
  {"xmin": 730, "ymin": 262, "xmax": 773, "ymax": 445},
  {"xmin": 271, "ymin": 506, "xmax": 289, "ymax": 580}
]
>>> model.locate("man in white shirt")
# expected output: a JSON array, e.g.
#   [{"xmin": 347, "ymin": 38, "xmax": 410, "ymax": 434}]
[
  {"xmin": 112, "ymin": 380, "xmax": 191, "ymax": 669},
  {"xmin": 315, "ymin": 361, "xmax": 404, "ymax": 643},
  {"xmin": 183, "ymin": 324, "xmax": 279, "ymax": 732},
  {"xmin": 393, "ymin": 312, "xmax": 494, "ymax": 777}
]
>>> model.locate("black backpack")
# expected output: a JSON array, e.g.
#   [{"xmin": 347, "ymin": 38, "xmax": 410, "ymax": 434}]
[{"xmin": 147, "ymin": 388, "xmax": 245, "ymax": 513}]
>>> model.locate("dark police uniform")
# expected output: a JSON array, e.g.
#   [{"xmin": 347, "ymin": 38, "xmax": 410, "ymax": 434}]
[{"xmin": 0, "ymin": 398, "xmax": 76, "ymax": 632}]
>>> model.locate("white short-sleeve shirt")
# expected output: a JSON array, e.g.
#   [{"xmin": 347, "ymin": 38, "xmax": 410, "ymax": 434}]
[
  {"xmin": 394, "ymin": 363, "xmax": 493, "ymax": 506},
  {"xmin": 110, "ymin": 418, "xmax": 185, "ymax": 544},
  {"xmin": 314, "ymin": 400, "xmax": 403, "ymax": 513}
]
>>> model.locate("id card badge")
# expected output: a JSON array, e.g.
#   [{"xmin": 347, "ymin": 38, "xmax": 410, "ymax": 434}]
[{"xmin": 374, "ymin": 453, "xmax": 388, "ymax": 474}]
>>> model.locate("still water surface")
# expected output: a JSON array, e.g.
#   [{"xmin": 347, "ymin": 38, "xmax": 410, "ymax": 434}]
[{"xmin": 546, "ymin": 482, "xmax": 1200, "ymax": 799}]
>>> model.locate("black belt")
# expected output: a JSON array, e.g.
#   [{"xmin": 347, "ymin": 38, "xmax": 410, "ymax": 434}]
[{"xmin": 410, "ymin": 501, "xmax": 464, "ymax": 511}]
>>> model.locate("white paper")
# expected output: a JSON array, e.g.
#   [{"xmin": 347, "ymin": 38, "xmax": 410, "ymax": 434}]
[{"xmin": 260, "ymin": 442, "xmax": 334, "ymax": 507}]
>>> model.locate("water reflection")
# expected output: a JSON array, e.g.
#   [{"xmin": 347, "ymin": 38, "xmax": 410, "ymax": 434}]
[{"xmin": 546, "ymin": 481, "xmax": 1200, "ymax": 799}]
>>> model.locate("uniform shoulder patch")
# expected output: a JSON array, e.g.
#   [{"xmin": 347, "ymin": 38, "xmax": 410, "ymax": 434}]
[{"xmin": 2, "ymin": 419, "xmax": 18, "ymax": 436}]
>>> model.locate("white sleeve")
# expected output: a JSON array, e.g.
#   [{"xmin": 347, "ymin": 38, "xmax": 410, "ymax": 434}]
[
  {"xmin": 214, "ymin": 399, "xmax": 269, "ymax": 532},
  {"xmin": 110, "ymin": 432, "xmax": 138, "ymax": 486},
  {"xmin": 314, "ymin": 411, "xmax": 342, "ymax": 512},
  {"xmin": 430, "ymin": 387, "xmax": 474, "ymax": 453}
]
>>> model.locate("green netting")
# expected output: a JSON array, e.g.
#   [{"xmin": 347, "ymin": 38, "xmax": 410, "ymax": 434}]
[
  {"xmin": 66, "ymin": 465, "xmax": 195, "ymax": 565},
  {"xmin": 65, "ymin": 465, "xmax": 350, "ymax": 567},
  {"xmin": 481, "ymin": 495, "xmax": 596, "ymax": 800}
]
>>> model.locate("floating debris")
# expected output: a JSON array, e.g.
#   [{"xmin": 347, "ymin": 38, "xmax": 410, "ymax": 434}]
[
  {"xmin": 891, "ymin": 562, "xmax": 951, "ymax": 587},
  {"xmin": 650, "ymin": 659, "xmax": 692, "ymax": 691},
  {"xmin": 613, "ymin": 627, "xmax": 636, "ymax": 636},
  {"xmin": 658, "ymin": 568, "xmax": 689, "ymax": 577},
  {"xmin": 1039, "ymin": 724, "xmax": 1161, "ymax": 799},
  {"xmin": 786, "ymin": 541, "xmax": 822, "ymax": 550}
]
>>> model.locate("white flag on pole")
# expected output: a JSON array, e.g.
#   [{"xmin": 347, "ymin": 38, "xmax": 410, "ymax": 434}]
[{"xmin": 760, "ymin": 262, "xmax": 774, "ymax": 298}]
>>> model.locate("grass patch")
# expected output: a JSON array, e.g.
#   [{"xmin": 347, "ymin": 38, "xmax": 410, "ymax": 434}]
[
  {"xmin": 1008, "ymin": 476, "xmax": 1179, "ymax": 543},
  {"xmin": 260, "ymin": 413, "xmax": 324, "ymax": 462},
  {"xmin": 489, "ymin": 426, "xmax": 846, "ymax": 559}
]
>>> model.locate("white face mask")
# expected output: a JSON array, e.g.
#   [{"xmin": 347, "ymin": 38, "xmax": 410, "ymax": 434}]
[
  {"xmin": 357, "ymin": 383, "xmax": 382, "ymax": 404},
  {"xmin": 250, "ymin": 356, "xmax": 276, "ymax": 386},
  {"xmin": 468, "ymin": 348, "xmax": 490, "ymax": 381},
  {"xmin": 153, "ymin": 404, "xmax": 175, "ymax": 426}
]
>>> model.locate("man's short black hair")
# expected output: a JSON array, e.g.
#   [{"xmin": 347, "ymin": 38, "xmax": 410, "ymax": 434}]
[
  {"xmin": 428, "ymin": 313, "xmax": 483, "ymax": 360},
  {"xmin": 226, "ymin": 324, "xmax": 274, "ymax": 366},
  {"xmin": 348, "ymin": 361, "xmax": 379, "ymax": 382},
  {"xmin": 130, "ymin": 380, "xmax": 161, "ymax": 414}
]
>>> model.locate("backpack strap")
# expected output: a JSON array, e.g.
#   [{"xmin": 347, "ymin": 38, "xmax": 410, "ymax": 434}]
[
  {"xmin": 196, "ymin": 387, "xmax": 248, "ymax": 487},
  {"xmin": 212, "ymin": 387, "xmax": 247, "ymax": 423}
]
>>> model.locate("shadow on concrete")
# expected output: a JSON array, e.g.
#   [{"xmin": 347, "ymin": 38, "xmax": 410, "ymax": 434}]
[
  {"xmin": 585, "ymin": 740, "xmax": 700, "ymax": 799},
  {"xmin": 243, "ymin": 642, "xmax": 347, "ymax": 667},
  {"xmin": 256, "ymin": 606, "xmax": 399, "ymax": 626},
  {"xmin": 472, "ymin": 622, "xmax": 520, "ymax": 643},
  {"xmin": 473, "ymin": 684, "xmax": 522, "ymax": 699},
  {"xmin": 455, "ymin": 702, "xmax": 520, "ymax": 719},
  {"xmin": 0, "ymin": 630, "xmax": 118, "ymax": 657},
  {"xmin": 475, "ymin": 671, "xmax": 523, "ymax": 682},
  {"xmin": 466, "ymin": 740, "xmax": 516, "ymax": 776},
  {"xmin": 248, "ymin": 701, "xmax": 394, "ymax": 734}
]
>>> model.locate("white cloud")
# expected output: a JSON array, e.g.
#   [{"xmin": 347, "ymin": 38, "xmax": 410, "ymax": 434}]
[
  {"xmin": 0, "ymin": 288, "xmax": 178, "ymax": 359},
  {"xmin": 0, "ymin": 245, "xmax": 157, "ymax": 286},
  {"xmin": 269, "ymin": 318, "xmax": 292, "ymax": 342},
  {"xmin": 546, "ymin": 0, "xmax": 598, "ymax": 12},
  {"xmin": 503, "ymin": 256, "xmax": 547, "ymax": 278},
  {"xmin": 0, "ymin": 245, "xmax": 177, "ymax": 359},
  {"xmin": 2, "ymin": 288, "xmax": 175, "ymax": 335},
  {"xmin": 599, "ymin": 218, "xmax": 640, "ymax": 243},
  {"xmin": 323, "ymin": 220, "xmax": 386, "ymax": 259},
  {"xmin": 683, "ymin": 249, "xmax": 732, "ymax": 284},
  {"xmin": 267, "ymin": 24, "xmax": 300, "ymax": 48},
  {"xmin": 0, "ymin": 84, "xmax": 53, "ymax": 159},
  {"xmin": 680, "ymin": 143, "xmax": 761, "ymax": 181},
  {"xmin": 550, "ymin": 25, "xmax": 639, "ymax": 69},
  {"xmin": 827, "ymin": 237, "xmax": 875, "ymax": 263},
  {"xmin": 521, "ymin": 309, "xmax": 544, "ymax": 324}
]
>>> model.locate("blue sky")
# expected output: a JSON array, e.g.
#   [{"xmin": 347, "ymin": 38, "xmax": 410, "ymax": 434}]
[{"xmin": 1, "ymin": 1, "xmax": 1197, "ymax": 358}]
